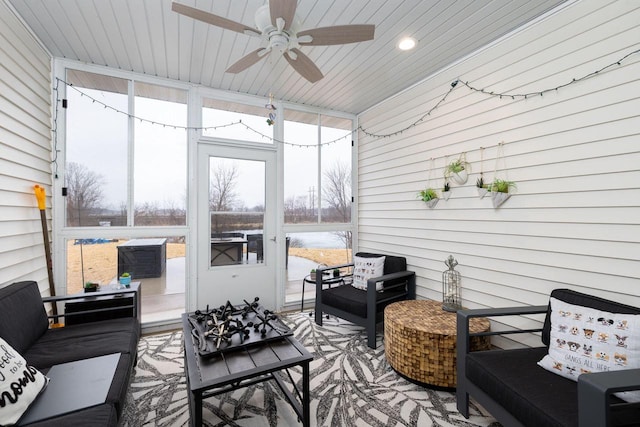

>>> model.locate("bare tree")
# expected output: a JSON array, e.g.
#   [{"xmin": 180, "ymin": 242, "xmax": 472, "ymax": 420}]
[
  {"xmin": 323, "ymin": 160, "xmax": 351, "ymax": 222},
  {"xmin": 323, "ymin": 160, "xmax": 353, "ymax": 250},
  {"xmin": 209, "ymin": 162, "xmax": 239, "ymax": 233},
  {"xmin": 65, "ymin": 162, "xmax": 105, "ymax": 226},
  {"xmin": 209, "ymin": 162, "xmax": 239, "ymax": 211}
]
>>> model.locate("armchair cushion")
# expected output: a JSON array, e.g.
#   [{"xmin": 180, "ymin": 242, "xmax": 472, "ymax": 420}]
[
  {"xmin": 352, "ymin": 255, "xmax": 385, "ymax": 291},
  {"xmin": 467, "ymin": 347, "xmax": 583, "ymax": 427},
  {"xmin": 322, "ymin": 284, "xmax": 409, "ymax": 318}
]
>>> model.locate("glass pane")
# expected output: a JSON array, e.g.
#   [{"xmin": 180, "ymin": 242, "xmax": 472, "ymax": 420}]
[
  {"xmin": 285, "ymin": 231, "xmax": 353, "ymax": 304},
  {"xmin": 134, "ymin": 82, "xmax": 188, "ymax": 226},
  {"xmin": 321, "ymin": 115, "xmax": 353, "ymax": 223},
  {"xmin": 65, "ymin": 71, "xmax": 128, "ymax": 226},
  {"xmin": 209, "ymin": 157, "xmax": 265, "ymax": 266},
  {"xmin": 202, "ymin": 98, "xmax": 273, "ymax": 143},
  {"xmin": 284, "ymin": 110, "xmax": 318, "ymax": 224},
  {"xmin": 65, "ymin": 235, "xmax": 186, "ymax": 322}
]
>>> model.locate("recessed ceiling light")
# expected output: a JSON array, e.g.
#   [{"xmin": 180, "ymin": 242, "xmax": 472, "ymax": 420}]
[{"xmin": 397, "ymin": 37, "xmax": 417, "ymax": 51}]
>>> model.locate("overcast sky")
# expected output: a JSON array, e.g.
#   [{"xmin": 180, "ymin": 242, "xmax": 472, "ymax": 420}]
[{"xmin": 66, "ymin": 87, "xmax": 351, "ymax": 211}]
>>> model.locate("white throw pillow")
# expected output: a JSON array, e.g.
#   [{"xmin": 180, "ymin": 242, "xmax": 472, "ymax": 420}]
[
  {"xmin": 351, "ymin": 256, "xmax": 385, "ymax": 291},
  {"xmin": 537, "ymin": 297, "xmax": 640, "ymax": 402},
  {"xmin": 0, "ymin": 337, "xmax": 49, "ymax": 425}
]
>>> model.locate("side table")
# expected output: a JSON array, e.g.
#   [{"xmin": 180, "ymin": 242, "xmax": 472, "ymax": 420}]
[{"xmin": 384, "ymin": 299, "xmax": 490, "ymax": 389}]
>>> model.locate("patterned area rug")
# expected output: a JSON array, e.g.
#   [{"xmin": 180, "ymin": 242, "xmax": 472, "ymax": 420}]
[{"xmin": 121, "ymin": 313, "xmax": 498, "ymax": 426}]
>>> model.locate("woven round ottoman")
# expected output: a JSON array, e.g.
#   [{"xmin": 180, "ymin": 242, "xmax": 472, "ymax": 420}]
[{"xmin": 384, "ymin": 300, "xmax": 490, "ymax": 389}]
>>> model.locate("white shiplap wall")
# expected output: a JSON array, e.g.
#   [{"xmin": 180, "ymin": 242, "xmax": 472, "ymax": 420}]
[
  {"xmin": 0, "ymin": 1, "xmax": 52, "ymax": 290},
  {"xmin": 357, "ymin": 0, "xmax": 640, "ymax": 342}
]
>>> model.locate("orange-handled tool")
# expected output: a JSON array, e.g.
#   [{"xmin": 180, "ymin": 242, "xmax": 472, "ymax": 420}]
[{"xmin": 34, "ymin": 185, "xmax": 58, "ymax": 317}]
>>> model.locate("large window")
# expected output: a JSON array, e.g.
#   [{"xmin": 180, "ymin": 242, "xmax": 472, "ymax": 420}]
[
  {"xmin": 65, "ymin": 71, "xmax": 188, "ymax": 226},
  {"xmin": 283, "ymin": 111, "xmax": 353, "ymax": 224},
  {"xmin": 65, "ymin": 71, "xmax": 128, "ymax": 226},
  {"xmin": 134, "ymin": 83, "xmax": 187, "ymax": 225}
]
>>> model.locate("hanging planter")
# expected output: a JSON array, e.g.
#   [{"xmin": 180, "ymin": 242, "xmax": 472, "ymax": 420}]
[
  {"xmin": 442, "ymin": 180, "xmax": 451, "ymax": 201},
  {"xmin": 489, "ymin": 143, "xmax": 516, "ymax": 208},
  {"xmin": 418, "ymin": 158, "xmax": 439, "ymax": 208},
  {"xmin": 477, "ymin": 147, "xmax": 488, "ymax": 198},
  {"xmin": 476, "ymin": 176, "xmax": 488, "ymax": 199},
  {"xmin": 419, "ymin": 188, "xmax": 439, "ymax": 208},
  {"xmin": 444, "ymin": 153, "xmax": 471, "ymax": 185},
  {"xmin": 490, "ymin": 179, "xmax": 516, "ymax": 208}
]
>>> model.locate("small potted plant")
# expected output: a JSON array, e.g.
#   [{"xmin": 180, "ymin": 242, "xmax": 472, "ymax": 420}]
[
  {"xmin": 418, "ymin": 187, "xmax": 439, "ymax": 209},
  {"xmin": 490, "ymin": 178, "xmax": 516, "ymax": 208},
  {"xmin": 442, "ymin": 180, "xmax": 451, "ymax": 201},
  {"xmin": 119, "ymin": 272, "xmax": 131, "ymax": 287},
  {"xmin": 476, "ymin": 175, "xmax": 489, "ymax": 198},
  {"xmin": 333, "ymin": 268, "xmax": 340, "ymax": 278},
  {"xmin": 310, "ymin": 269, "xmax": 316, "ymax": 281},
  {"xmin": 84, "ymin": 281, "xmax": 99, "ymax": 293},
  {"xmin": 444, "ymin": 156, "xmax": 471, "ymax": 185}
]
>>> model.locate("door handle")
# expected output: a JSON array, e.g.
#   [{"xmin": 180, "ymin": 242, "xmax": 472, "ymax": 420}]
[{"xmin": 270, "ymin": 236, "xmax": 277, "ymax": 243}]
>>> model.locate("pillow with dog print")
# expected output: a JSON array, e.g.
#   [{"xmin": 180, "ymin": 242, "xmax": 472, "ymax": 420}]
[
  {"xmin": 351, "ymin": 256, "xmax": 385, "ymax": 291},
  {"xmin": 0, "ymin": 337, "xmax": 49, "ymax": 425},
  {"xmin": 537, "ymin": 297, "xmax": 640, "ymax": 402}
]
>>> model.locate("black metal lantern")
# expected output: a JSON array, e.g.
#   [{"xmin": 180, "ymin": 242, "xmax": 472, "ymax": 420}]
[{"xmin": 442, "ymin": 255, "xmax": 462, "ymax": 312}]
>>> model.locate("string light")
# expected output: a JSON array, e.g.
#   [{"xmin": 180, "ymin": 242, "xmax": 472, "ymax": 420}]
[
  {"xmin": 55, "ymin": 78, "xmax": 353, "ymax": 149},
  {"xmin": 358, "ymin": 47, "xmax": 639, "ymax": 139}
]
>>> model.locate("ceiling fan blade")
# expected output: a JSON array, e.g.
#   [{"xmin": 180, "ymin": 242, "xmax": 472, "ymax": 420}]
[
  {"xmin": 285, "ymin": 49, "xmax": 323, "ymax": 83},
  {"xmin": 172, "ymin": 2, "xmax": 260, "ymax": 36},
  {"xmin": 269, "ymin": 0, "xmax": 297, "ymax": 31},
  {"xmin": 226, "ymin": 48, "xmax": 269, "ymax": 73},
  {"xmin": 298, "ymin": 24, "xmax": 375, "ymax": 45}
]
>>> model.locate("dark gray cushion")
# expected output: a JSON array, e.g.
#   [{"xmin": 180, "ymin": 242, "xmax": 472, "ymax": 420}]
[
  {"xmin": 24, "ymin": 318, "xmax": 139, "ymax": 369},
  {"xmin": 0, "ymin": 281, "xmax": 49, "ymax": 353},
  {"xmin": 322, "ymin": 284, "xmax": 407, "ymax": 318},
  {"xmin": 467, "ymin": 347, "xmax": 579, "ymax": 427}
]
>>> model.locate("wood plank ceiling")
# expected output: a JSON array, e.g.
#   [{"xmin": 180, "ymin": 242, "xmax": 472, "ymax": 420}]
[{"xmin": 8, "ymin": 0, "xmax": 566, "ymax": 114}]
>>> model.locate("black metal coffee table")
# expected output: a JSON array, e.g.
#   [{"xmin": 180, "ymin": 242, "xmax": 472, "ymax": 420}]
[{"xmin": 181, "ymin": 312, "xmax": 313, "ymax": 426}]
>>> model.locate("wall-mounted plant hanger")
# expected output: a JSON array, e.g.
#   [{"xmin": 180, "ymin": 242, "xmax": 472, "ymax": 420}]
[
  {"xmin": 490, "ymin": 142, "xmax": 516, "ymax": 208},
  {"xmin": 444, "ymin": 152, "xmax": 471, "ymax": 185},
  {"xmin": 442, "ymin": 179, "xmax": 451, "ymax": 201},
  {"xmin": 418, "ymin": 158, "xmax": 439, "ymax": 208},
  {"xmin": 476, "ymin": 146, "xmax": 489, "ymax": 198}
]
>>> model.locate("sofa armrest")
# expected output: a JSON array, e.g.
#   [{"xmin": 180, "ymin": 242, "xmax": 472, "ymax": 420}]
[
  {"xmin": 42, "ymin": 284, "xmax": 141, "ymax": 327},
  {"xmin": 456, "ymin": 305, "xmax": 548, "ymax": 418},
  {"xmin": 457, "ymin": 305, "xmax": 548, "ymax": 349},
  {"xmin": 578, "ymin": 368, "xmax": 640, "ymax": 427}
]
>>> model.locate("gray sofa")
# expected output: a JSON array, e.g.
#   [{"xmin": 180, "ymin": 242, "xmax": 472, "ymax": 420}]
[
  {"xmin": 456, "ymin": 288, "xmax": 640, "ymax": 427},
  {"xmin": 0, "ymin": 281, "xmax": 140, "ymax": 426}
]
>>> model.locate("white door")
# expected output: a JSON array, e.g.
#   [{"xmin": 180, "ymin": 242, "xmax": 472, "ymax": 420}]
[{"xmin": 197, "ymin": 143, "xmax": 277, "ymax": 309}]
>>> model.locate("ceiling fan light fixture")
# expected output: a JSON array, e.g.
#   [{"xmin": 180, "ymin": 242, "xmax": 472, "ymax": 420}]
[{"xmin": 397, "ymin": 36, "xmax": 417, "ymax": 51}]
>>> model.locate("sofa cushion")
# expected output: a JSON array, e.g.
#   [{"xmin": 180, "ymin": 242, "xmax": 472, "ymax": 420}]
[
  {"xmin": 467, "ymin": 347, "xmax": 580, "ymax": 427},
  {"xmin": 352, "ymin": 255, "xmax": 385, "ymax": 291},
  {"xmin": 322, "ymin": 284, "xmax": 407, "ymax": 318},
  {"xmin": 0, "ymin": 281, "xmax": 49, "ymax": 353},
  {"xmin": 22, "ymin": 403, "xmax": 117, "ymax": 427},
  {"xmin": 0, "ymin": 337, "xmax": 49, "ymax": 426},
  {"xmin": 538, "ymin": 296, "xmax": 640, "ymax": 402},
  {"xmin": 23, "ymin": 318, "xmax": 139, "ymax": 370}
]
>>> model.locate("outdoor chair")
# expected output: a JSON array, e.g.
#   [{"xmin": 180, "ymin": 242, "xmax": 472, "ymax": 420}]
[
  {"xmin": 314, "ymin": 252, "xmax": 416, "ymax": 348},
  {"xmin": 246, "ymin": 233, "xmax": 263, "ymax": 262}
]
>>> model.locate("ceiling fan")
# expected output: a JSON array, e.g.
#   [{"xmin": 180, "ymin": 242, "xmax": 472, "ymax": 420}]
[{"xmin": 172, "ymin": 0, "xmax": 375, "ymax": 83}]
